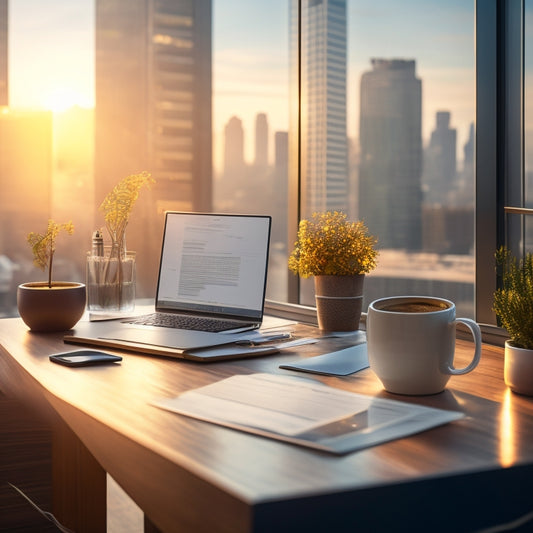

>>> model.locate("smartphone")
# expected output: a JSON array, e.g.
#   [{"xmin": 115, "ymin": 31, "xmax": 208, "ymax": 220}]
[{"xmin": 49, "ymin": 350, "xmax": 122, "ymax": 367}]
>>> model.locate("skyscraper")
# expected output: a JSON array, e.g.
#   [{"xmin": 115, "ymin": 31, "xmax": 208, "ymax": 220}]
[
  {"xmin": 94, "ymin": 0, "xmax": 212, "ymax": 295},
  {"xmin": 359, "ymin": 59, "xmax": 422, "ymax": 251},
  {"xmin": 254, "ymin": 113, "xmax": 268, "ymax": 168},
  {"xmin": 272, "ymin": 131, "xmax": 288, "ymax": 247},
  {"xmin": 223, "ymin": 116, "xmax": 245, "ymax": 180},
  {"xmin": 293, "ymin": 0, "xmax": 348, "ymax": 216},
  {"xmin": 423, "ymin": 111, "xmax": 457, "ymax": 205},
  {"xmin": 275, "ymin": 131, "xmax": 288, "ymax": 175},
  {"xmin": 0, "ymin": 0, "xmax": 7, "ymax": 106},
  {"xmin": 460, "ymin": 122, "xmax": 475, "ymax": 206}
]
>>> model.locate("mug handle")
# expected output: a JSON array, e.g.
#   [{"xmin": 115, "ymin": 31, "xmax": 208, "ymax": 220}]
[{"xmin": 447, "ymin": 318, "xmax": 482, "ymax": 375}]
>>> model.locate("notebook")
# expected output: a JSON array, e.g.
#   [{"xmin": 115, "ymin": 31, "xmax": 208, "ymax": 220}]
[{"xmin": 64, "ymin": 212, "xmax": 272, "ymax": 360}]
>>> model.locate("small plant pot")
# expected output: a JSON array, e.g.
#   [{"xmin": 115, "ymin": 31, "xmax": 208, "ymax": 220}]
[
  {"xmin": 504, "ymin": 340, "xmax": 533, "ymax": 396},
  {"xmin": 17, "ymin": 282, "xmax": 86, "ymax": 332},
  {"xmin": 314, "ymin": 274, "xmax": 365, "ymax": 331}
]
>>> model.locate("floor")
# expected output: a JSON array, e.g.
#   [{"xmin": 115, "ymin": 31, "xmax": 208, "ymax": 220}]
[{"xmin": 107, "ymin": 475, "xmax": 143, "ymax": 533}]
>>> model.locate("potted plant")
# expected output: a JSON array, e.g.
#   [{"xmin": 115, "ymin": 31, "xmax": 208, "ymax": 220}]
[
  {"xmin": 288, "ymin": 211, "xmax": 378, "ymax": 331},
  {"xmin": 493, "ymin": 246, "xmax": 533, "ymax": 396},
  {"xmin": 17, "ymin": 220, "xmax": 86, "ymax": 332},
  {"xmin": 87, "ymin": 171, "xmax": 154, "ymax": 313}
]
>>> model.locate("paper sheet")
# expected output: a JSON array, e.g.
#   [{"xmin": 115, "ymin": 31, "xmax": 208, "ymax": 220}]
[
  {"xmin": 154, "ymin": 373, "xmax": 464, "ymax": 454},
  {"xmin": 279, "ymin": 343, "xmax": 369, "ymax": 376},
  {"xmin": 164, "ymin": 373, "xmax": 372, "ymax": 435}
]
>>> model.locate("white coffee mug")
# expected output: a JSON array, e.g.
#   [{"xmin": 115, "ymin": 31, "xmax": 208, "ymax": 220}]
[{"xmin": 366, "ymin": 296, "xmax": 482, "ymax": 395}]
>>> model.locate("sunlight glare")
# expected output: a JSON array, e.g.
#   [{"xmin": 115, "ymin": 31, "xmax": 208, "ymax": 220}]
[
  {"xmin": 42, "ymin": 87, "xmax": 92, "ymax": 113},
  {"xmin": 499, "ymin": 388, "xmax": 516, "ymax": 468}
]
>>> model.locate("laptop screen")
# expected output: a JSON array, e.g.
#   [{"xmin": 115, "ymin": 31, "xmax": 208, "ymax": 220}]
[{"xmin": 155, "ymin": 212, "xmax": 272, "ymax": 321}]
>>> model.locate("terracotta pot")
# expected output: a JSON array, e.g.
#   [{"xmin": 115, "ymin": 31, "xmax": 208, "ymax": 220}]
[
  {"xmin": 314, "ymin": 274, "xmax": 364, "ymax": 331},
  {"xmin": 17, "ymin": 282, "xmax": 86, "ymax": 332},
  {"xmin": 504, "ymin": 340, "xmax": 533, "ymax": 396}
]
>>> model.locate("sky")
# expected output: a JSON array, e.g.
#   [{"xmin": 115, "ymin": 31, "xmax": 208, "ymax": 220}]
[
  {"xmin": 9, "ymin": 0, "xmax": 94, "ymax": 110},
  {"xmin": 8, "ymin": 0, "xmax": 477, "ymax": 165}
]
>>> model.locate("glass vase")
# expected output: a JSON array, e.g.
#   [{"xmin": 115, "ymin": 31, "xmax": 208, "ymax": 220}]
[{"xmin": 87, "ymin": 246, "xmax": 136, "ymax": 313}]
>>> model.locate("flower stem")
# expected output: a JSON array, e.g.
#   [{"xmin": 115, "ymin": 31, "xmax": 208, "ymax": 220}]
[{"xmin": 48, "ymin": 244, "xmax": 53, "ymax": 288}]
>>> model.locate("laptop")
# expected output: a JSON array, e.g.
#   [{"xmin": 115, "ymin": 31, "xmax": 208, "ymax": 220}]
[{"xmin": 65, "ymin": 212, "xmax": 273, "ymax": 360}]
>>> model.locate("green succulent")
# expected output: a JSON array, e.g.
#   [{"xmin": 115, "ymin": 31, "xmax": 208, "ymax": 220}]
[{"xmin": 493, "ymin": 246, "xmax": 533, "ymax": 349}]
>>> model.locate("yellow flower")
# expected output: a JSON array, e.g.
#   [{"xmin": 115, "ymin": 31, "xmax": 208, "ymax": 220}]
[
  {"xmin": 100, "ymin": 171, "xmax": 154, "ymax": 236},
  {"xmin": 288, "ymin": 211, "xmax": 378, "ymax": 277},
  {"xmin": 99, "ymin": 171, "xmax": 154, "ymax": 255}
]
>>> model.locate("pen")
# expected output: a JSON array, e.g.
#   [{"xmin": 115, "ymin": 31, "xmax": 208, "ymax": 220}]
[
  {"xmin": 92, "ymin": 229, "xmax": 104, "ymax": 257},
  {"xmin": 235, "ymin": 333, "xmax": 292, "ymax": 346}
]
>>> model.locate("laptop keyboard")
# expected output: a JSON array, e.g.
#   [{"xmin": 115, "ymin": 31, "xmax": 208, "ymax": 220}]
[{"xmin": 123, "ymin": 313, "xmax": 246, "ymax": 333}]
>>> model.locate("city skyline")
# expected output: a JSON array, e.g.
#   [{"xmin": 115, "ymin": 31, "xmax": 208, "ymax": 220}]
[
  {"xmin": 7, "ymin": 0, "xmax": 477, "ymax": 169},
  {"xmin": 0, "ymin": 0, "xmax": 511, "ymax": 321},
  {"xmin": 218, "ymin": 105, "xmax": 474, "ymax": 167}
]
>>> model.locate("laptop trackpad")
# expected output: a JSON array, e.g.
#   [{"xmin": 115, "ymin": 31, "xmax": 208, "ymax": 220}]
[{"xmin": 102, "ymin": 327, "xmax": 238, "ymax": 350}]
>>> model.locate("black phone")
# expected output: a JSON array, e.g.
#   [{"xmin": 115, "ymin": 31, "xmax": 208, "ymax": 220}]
[{"xmin": 49, "ymin": 350, "xmax": 122, "ymax": 367}]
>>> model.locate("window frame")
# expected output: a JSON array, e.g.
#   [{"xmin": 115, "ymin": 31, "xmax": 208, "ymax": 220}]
[
  {"xmin": 476, "ymin": 0, "xmax": 524, "ymax": 335},
  {"xmin": 268, "ymin": 0, "xmax": 528, "ymax": 341}
]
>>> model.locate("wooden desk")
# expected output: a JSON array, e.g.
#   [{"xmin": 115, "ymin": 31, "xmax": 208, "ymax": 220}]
[{"xmin": 1, "ymin": 317, "xmax": 533, "ymax": 533}]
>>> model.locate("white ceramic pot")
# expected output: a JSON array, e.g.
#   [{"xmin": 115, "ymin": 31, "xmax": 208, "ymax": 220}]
[
  {"xmin": 17, "ymin": 281, "xmax": 86, "ymax": 332},
  {"xmin": 504, "ymin": 340, "xmax": 533, "ymax": 396}
]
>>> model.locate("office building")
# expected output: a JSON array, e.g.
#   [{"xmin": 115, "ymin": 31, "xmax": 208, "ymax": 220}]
[
  {"xmin": 423, "ymin": 111, "xmax": 457, "ymax": 205},
  {"xmin": 359, "ymin": 59, "xmax": 423, "ymax": 251},
  {"xmin": 293, "ymin": 0, "xmax": 349, "ymax": 216},
  {"xmin": 458, "ymin": 122, "xmax": 475, "ymax": 207},
  {"xmin": 272, "ymin": 130, "xmax": 289, "ymax": 248},
  {"xmin": 254, "ymin": 112, "xmax": 268, "ymax": 168},
  {"xmin": 422, "ymin": 204, "xmax": 474, "ymax": 255},
  {"xmin": 0, "ymin": 0, "xmax": 7, "ymax": 106},
  {"xmin": 223, "ymin": 115, "xmax": 245, "ymax": 183},
  {"xmin": 275, "ymin": 130, "xmax": 288, "ymax": 175},
  {"xmin": 463, "ymin": 123, "xmax": 474, "ymax": 183},
  {"xmin": 94, "ymin": 0, "xmax": 212, "ymax": 296}
]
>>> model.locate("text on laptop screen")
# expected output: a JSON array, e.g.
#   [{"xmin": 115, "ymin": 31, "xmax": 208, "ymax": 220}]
[{"xmin": 156, "ymin": 213, "xmax": 271, "ymax": 319}]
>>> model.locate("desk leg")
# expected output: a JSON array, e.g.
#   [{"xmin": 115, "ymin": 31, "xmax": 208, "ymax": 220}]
[{"xmin": 52, "ymin": 420, "xmax": 106, "ymax": 533}]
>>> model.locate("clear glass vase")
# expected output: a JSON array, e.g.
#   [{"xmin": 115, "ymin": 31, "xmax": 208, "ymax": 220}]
[{"xmin": 86, "ymin": 246, "xmax": 136, "ymax": 313}]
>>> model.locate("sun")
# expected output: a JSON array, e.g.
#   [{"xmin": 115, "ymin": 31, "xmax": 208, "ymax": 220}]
[{"xmin": 43, "ymin": 87, "xmax": 92, "ymax": 113}]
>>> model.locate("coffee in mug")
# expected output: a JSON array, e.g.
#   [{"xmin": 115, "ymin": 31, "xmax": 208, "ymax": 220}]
[
  {"xmin": 380, "ymin": 301, "xmax": 448, "ymax": 314},
  {"xmin": 366, "ymin": 296, "xmax": 482, "ymax": 395}
]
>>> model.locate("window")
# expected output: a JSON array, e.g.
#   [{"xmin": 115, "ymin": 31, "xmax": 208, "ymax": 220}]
[
  {"xmin": 476, "ymin": 1, "xmax": 527, "ymax": 327},
  {"xmin": 0, "ymin": 0, "xmax": 526, "ymax": 337},
  {"xmin": 294, "ymin": 0, "xmax": 476, "ymax": 318},
  {"xmin": 212, "ymin": 1, "xmax": 290, "ymax": 303}
]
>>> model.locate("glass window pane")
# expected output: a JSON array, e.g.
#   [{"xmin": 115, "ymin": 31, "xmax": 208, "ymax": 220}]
[
  {"xmin": 212, "ymin": 1, "xmax": 290, "ymax": 302},
  {"xmin": 2, "ymin": 1, "xmax": 94, "ymax": 318},
  {"xmin": 296, "ymin": 0, "xmax": 476, "ymax": 318},
  {"xmin": 1, "ymin": 1, "xmax": 290, "ymax": 318},
  {"xmin": 0, "ymin": 0, "xmax": 477, "ymax": 319}
]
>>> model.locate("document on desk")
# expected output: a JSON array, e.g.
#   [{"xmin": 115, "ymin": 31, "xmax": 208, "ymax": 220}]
[{"xmin": 153, "ymin": 373, "xmax": 464, "ymax": 455}]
